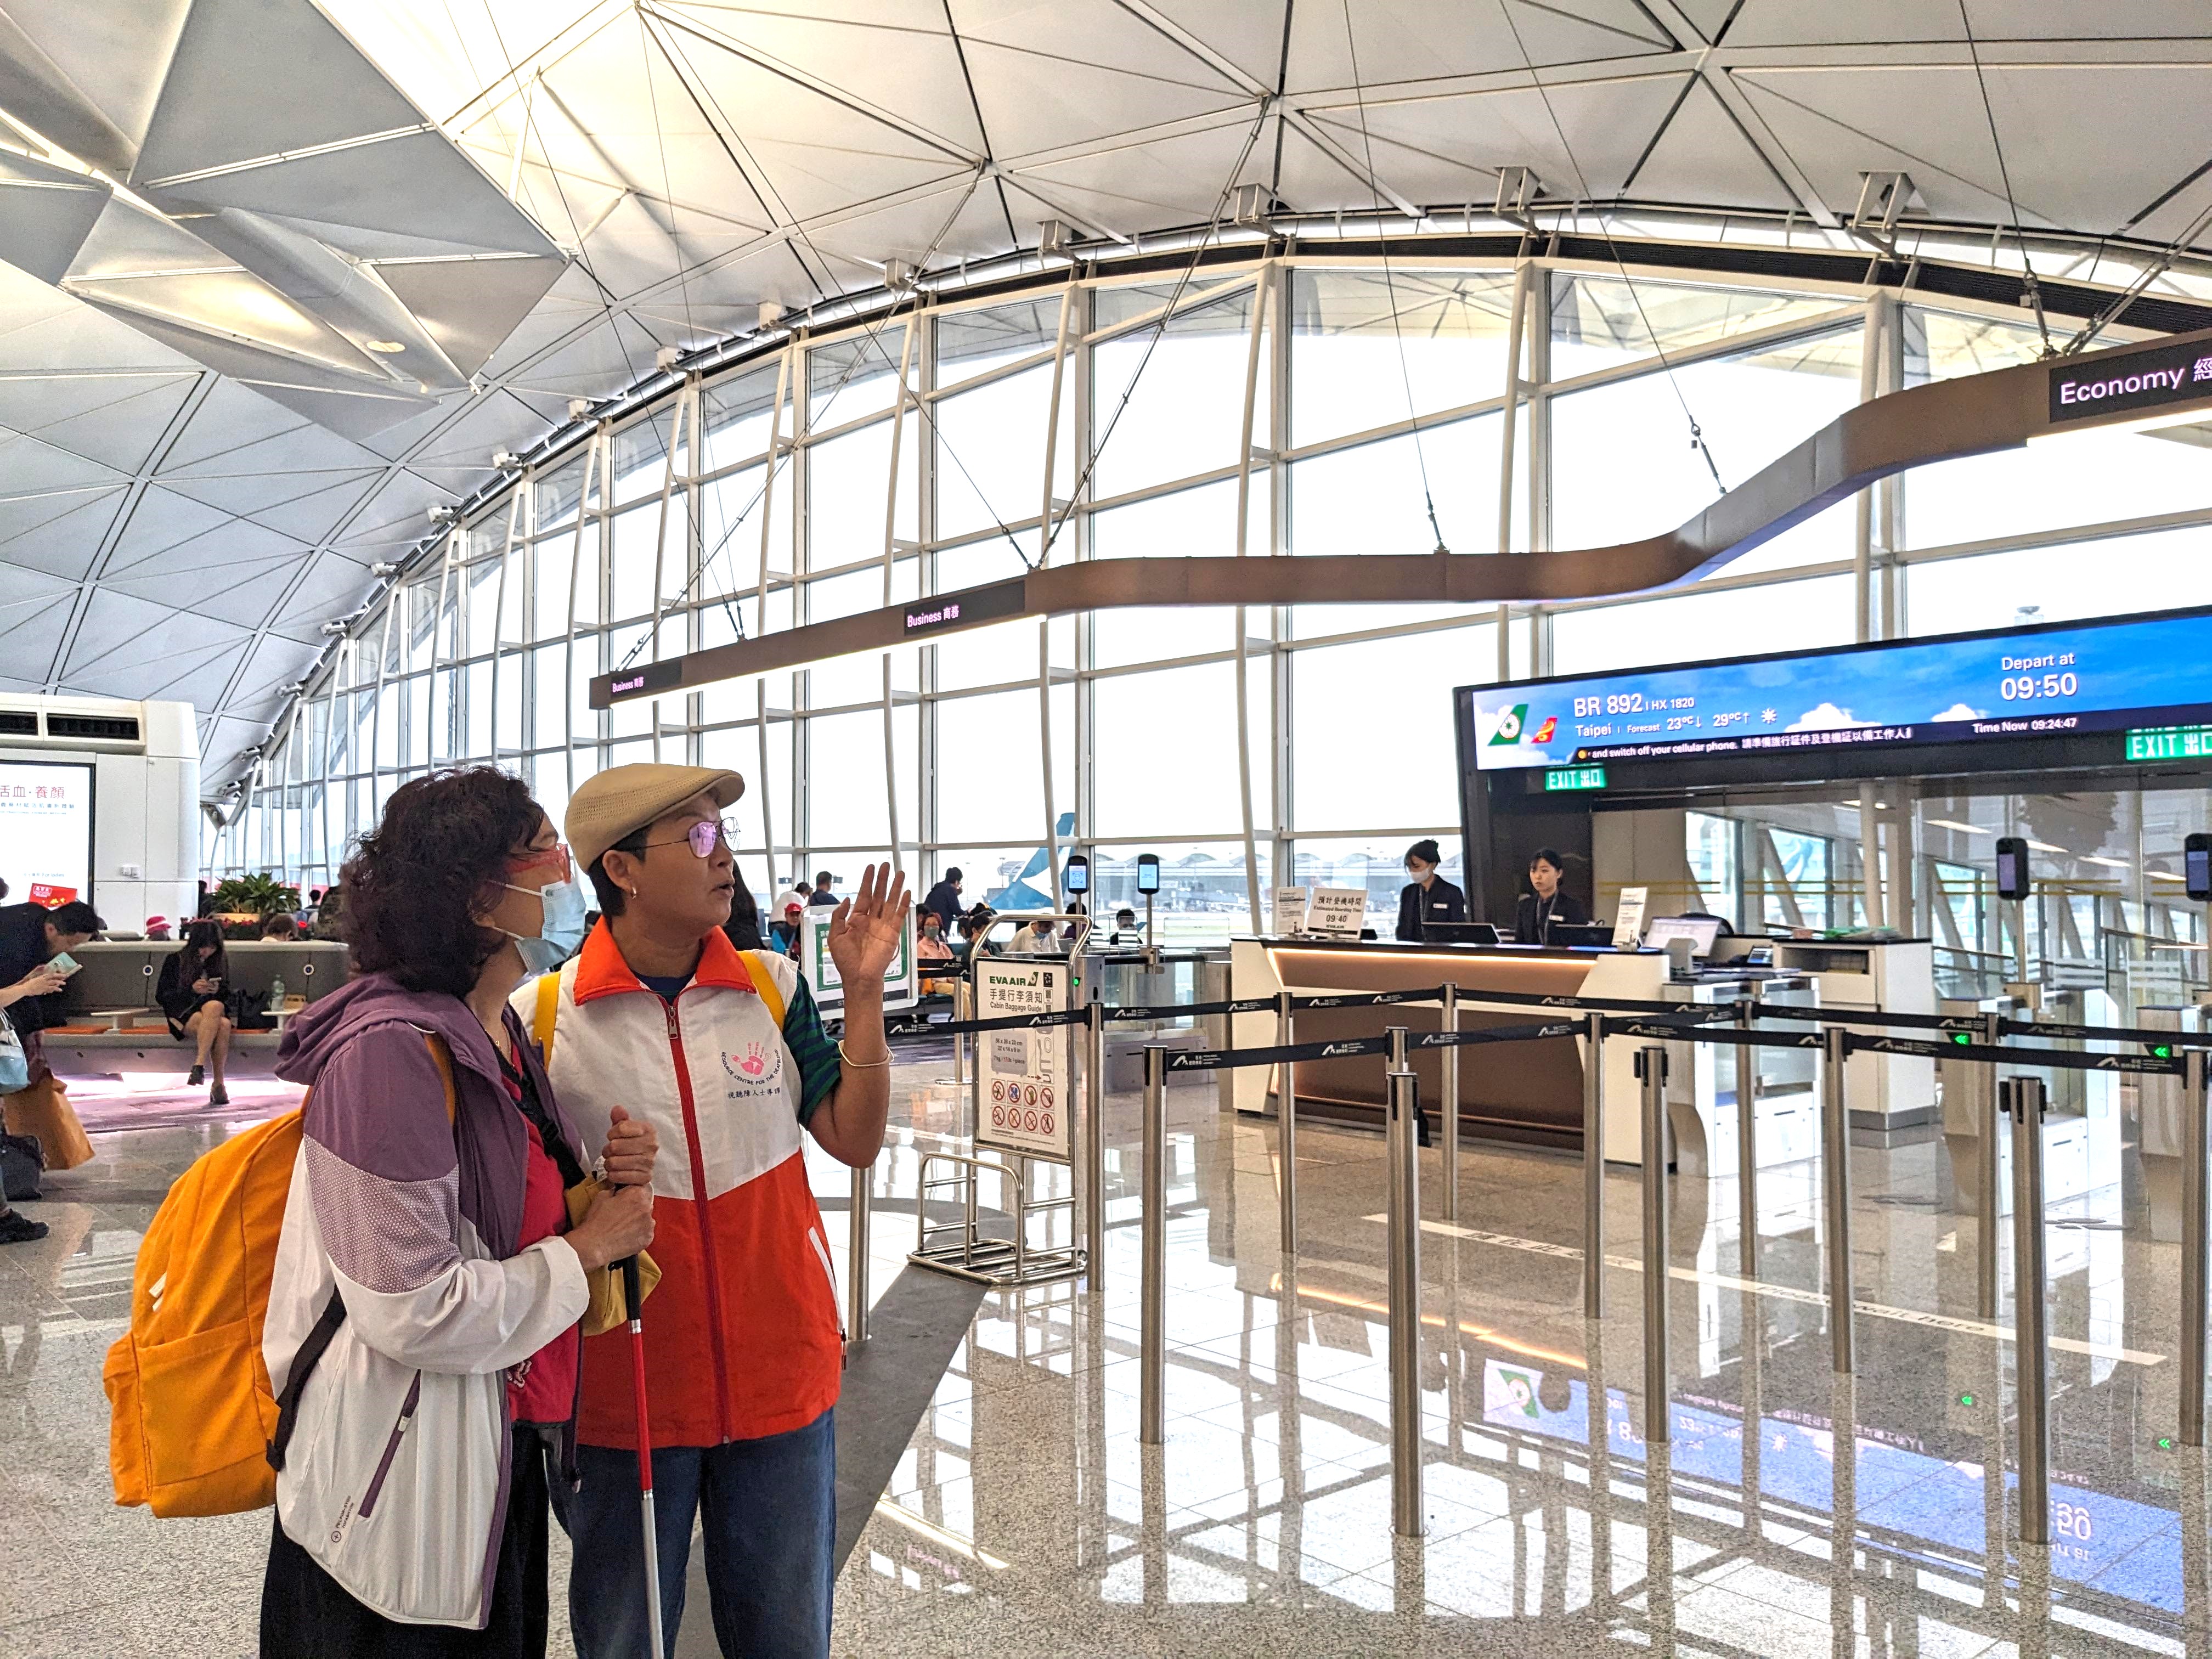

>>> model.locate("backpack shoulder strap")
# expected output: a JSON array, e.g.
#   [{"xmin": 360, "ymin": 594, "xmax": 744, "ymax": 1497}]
[
  {"xmin": 422, "ymin": 1031, "xmax": 460, "ymax": 1123},
  {"xmin": 531, "ymin": 972, "xmax": 561, "ymax": 1064},
  {"xmin": 743, "ymin": 950, "xmax": 788, "ymax": 1028}
]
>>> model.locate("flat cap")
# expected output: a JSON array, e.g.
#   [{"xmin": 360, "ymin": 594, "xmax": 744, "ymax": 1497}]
[{"xmin": 566, "ymin": 763, "xmax": 743, "ymax": 872}]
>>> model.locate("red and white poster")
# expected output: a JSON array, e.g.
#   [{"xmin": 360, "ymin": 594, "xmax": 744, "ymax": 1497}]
[{"xmin": 0, "ymin": 761, "xmax": 94, "ymax": 909}]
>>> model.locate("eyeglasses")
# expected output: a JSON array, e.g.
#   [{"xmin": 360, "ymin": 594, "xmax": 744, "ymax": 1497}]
[
  {"xmin": 629, "ymin": 815, "xmax": 742, "ymax": 861},
  {"xmin": 507, "ymin": 843, "xmax": 573, "ymax": 880}
]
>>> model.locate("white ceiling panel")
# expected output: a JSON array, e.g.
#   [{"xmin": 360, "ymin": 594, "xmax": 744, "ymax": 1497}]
[{"xmin": 0, "ymin": 0, "xmax": 2207, "ymax": 800}]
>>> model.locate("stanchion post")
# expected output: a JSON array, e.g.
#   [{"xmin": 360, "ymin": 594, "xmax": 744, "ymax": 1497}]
[
  {"xmin": 1637, "ymin": 1044, "xmax": 1670, "ymax": 1442},
  {"xmin": 1978, "ymin": 1007, "xmax": 2002, "ymax": 1323},
  {"xmin": 1085, "ymin": 995, "xmax": 1105, "ymax": 1284},
  {"xmin": 1386, "ymin": 1040, "xmax": 1425, "ymax": 1537},
  {"xmin": 1440, "ymin": 981, "xmax": 1460, "ymax": 1223},
  {"xmin": 1583, "ymin": 1010, "xmax": 1605, "ymax": 1320},
  {"xmin": 1276, "ymin": 990, "xmax": 1297, "ymax": 1257},
  {"xmin": 2184, "ymin": 1046, "xmax": 2208, "ymax": 1448},
  {"xmin": 1139, "ymin": 1044, "xmax": 1166, "ymax": 1446},
  {"xmin": 1821, "ymin": 1023, "xmax": 1857, "ymax": 1374},
  {"xmin": 1736, "ymin": 992, "xmax": 1759, "ymax": 1280},
  {"xmin": 2007, "ymin": 1074, "xmax": 2051, "ymax": 1546},
  {"xmin": 847, "ymin": 1159, "xmax": 871, "ymax": 1346}
]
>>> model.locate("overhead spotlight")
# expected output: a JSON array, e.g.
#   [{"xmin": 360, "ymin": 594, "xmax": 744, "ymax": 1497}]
[
  {"xmin": 882, "ymin": 258, "xmax": 919, "ymax": 292},
  {"xmin": 427, "ymin": 505, "xmax": 457, "ymax": 524},
  {"xmin": 492, "ymin": 450, "xmax": 518, "ymax": 468},
  {"xmin": 655, "ymin": 346, "xmax": 682, "ymax": 373},
  {"xmin": 279, "ymin": 682, "xmax": 306, "ymax": 697},
  {"xmin": 757, "ymin": 301, "xmax": 785, "ymax": 330},
  {"xmin": 1231, "ymin": 183, "xmax": 1273, "ymax": 229},
  {"xmin": 370, "ymin": 561, "xmax": 399, "ymax": 577},
  {"xmin": 319, "ymin": 620, "xmax": 351, "ymax": 636},
  {"xmin": 567, "ymin": 398, "xmax": 592, "ymax": 420}
]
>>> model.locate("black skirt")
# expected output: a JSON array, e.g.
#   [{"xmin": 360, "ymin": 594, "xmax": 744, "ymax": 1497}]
[{"xmin": 260, "ymin": 1428, "xmax": 551, "ymax": 1659}]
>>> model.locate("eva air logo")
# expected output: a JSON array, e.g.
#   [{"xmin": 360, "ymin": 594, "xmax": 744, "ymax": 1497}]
[{"xmin": 1489, "ymin": 704, "xmax": 1528, "ymax": 744}]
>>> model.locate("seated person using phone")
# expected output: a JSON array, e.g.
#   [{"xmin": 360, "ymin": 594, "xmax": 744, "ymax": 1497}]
[
  {"xmin": 0, "ymin": 897, "xmax": 104, "ymax": 1246},
  {"xmin": 156, "ymin": 918, "xmax": 236, "ymax": 1104}
]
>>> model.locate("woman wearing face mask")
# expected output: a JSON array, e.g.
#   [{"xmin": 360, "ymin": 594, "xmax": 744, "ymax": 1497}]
[
  {"xmin": 259, "ymin": 766, "xmax": 657, "ymax": 1656},
  {"xmin": 1394, "ymin": 839, "xmax": 1468, "ymax": 943},
  {"xmin": 1514, "ymin": 847, "xmax": 1589, "ymax": 945}
]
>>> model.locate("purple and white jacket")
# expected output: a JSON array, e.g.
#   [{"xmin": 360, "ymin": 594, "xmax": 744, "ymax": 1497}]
[{"xmin": 263, "ymin": 974, "xmax": 589, "ymax": 1628}]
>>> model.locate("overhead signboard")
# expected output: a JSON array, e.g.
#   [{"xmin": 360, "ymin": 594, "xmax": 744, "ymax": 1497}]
[
  {"xmin": 1464, "ymin": 605, "xmax": 2212, "ymax": 775},
  {"xmin": 2047, "ymin": 337, "xmax": 2212, "ymax": 426}
]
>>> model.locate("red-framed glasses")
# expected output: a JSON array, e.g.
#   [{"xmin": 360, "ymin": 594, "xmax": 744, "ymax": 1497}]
[{"xmin": 507, "ymin": 843, "xmax": 573, "ymax": 881}]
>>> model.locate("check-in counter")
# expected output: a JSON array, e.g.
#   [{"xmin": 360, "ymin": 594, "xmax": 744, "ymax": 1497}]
[{"xmin": 1229, "ymin": 935, "xmax": 1812, "ymax": 1167}]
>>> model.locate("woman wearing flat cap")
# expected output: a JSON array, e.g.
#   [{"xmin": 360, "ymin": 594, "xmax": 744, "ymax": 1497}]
[{"xmin": 514, "ymin": 763, "xmax": 907, "ymax": 1659}]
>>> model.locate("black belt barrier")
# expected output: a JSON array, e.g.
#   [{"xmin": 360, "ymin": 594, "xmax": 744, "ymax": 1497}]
[
  {"xmin": 1107, "ymin": 996, "xmax": 1278, "ymax": 1023},
  {"xmin": 932, "ymin": 1006, "xmax": 1093, "ymax": 1037}
]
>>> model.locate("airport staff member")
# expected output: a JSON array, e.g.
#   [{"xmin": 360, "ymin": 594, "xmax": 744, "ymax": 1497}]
[
  {"xmin": 1514, "ymin": 848, "xmax": 1589, "ymax": 944},
  {"xmin": 1394, "ymin": 839, "xmax": 1468, "ymax": 941}
]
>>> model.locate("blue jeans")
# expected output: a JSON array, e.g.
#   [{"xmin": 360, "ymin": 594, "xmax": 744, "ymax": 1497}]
[{"xmin": 557, "ymin": 1410, "xmax": 835, "ymax": 1659}]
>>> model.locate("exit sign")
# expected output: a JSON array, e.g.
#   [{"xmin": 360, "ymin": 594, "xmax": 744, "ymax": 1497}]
[
  {"xmin": 1544, "ymin": 765, "xmax": 1607, "ymax": 792},
  {"xmin": 2126, "ymin": 725, "xmax": 2212, "ymax": 762}
]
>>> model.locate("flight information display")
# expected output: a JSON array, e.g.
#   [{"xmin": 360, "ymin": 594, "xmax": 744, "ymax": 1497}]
[{"xmin": 1466, "ymin": 606, "xmax": 2212, "ymax": 772}]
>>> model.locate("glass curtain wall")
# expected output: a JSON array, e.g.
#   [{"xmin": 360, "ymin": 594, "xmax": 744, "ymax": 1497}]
[{"xmin": 216, "ymin": 251, "xmax": 2203, "ymax": 948}]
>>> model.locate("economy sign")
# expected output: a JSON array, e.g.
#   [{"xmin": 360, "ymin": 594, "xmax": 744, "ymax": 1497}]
[{"xmin": 1465, "ymin": 605, "xmax": 2212, "ymax": 773}]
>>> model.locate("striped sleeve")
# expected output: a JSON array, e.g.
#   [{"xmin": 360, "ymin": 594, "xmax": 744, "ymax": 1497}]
[{"xmin": 781, "ymin": 977, "xmax": 843, "ymax": 1124}]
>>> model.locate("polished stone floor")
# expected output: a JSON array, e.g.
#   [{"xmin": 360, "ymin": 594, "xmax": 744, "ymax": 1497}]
[{"xmin": 2, "ymin": 1050, "xmax": 2204, "ymax": 1657}]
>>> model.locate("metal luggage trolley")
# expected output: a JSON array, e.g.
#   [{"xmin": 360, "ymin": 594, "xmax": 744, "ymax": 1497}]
[{"xmin": 911, "ymin": 911, "xmax": 1093, "ymax": 1287}]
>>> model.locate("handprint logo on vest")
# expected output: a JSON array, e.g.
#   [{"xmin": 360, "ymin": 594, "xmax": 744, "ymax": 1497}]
[{"xmin": 721, "ymin": 1037, "xmax": 785, "ymax": 1097}]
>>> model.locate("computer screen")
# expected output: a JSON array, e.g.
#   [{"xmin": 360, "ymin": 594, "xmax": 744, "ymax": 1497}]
[{"xmin": 1643, "ymin": 916, "xmax": 1722, "ymax": 958}]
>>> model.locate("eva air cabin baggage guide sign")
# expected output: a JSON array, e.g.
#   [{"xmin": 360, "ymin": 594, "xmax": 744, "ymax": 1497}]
[{"xmin": 975, "ymin": 962, "xmax": 1070, "ymax": 1160}]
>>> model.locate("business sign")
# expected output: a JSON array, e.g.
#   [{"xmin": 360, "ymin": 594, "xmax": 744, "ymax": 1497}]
[
  {"xmin": 802, "ymin": 908, "xmax": 916, "ymax": 1012},
  {"xmin": 0, "ymin": 760, "xmax": 93, "ymax": 908},
  {"xmin": 2048, "ymin": 337, "xmax": 2212, "ymax": 426},
  {"xmin": 974, "ymin": 960, "xmax": 1070, "ymax": 1159},
  {"xmin": 603, "ymin": 658, "xmax": 684, "ymax": 703},
  {"xmin": 902, "ymin": 576, "xmax": 1026, "ymax": 636},
  {"xmin": 1611, "ymin": 885, "xmax": 1648, "ymax": 949},
  {"xmin": 1271, "ymin": 885, "xmax": 1308, "ymax": 934},
  {"xmin": 1465, "ymin": 605, "xmax": 2212, "ymax": 774}
]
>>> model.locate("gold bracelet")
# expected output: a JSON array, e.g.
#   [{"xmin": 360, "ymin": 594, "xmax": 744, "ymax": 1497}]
[{"xmin": 837, "ymin": 1038, "xmax": 891, "ymax": 1069}]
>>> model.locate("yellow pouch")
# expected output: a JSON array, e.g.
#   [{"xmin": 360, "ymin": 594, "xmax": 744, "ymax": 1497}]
[{"xmin": 563, "ymin": 1181, "xmax": 661, "ymax": 1338}]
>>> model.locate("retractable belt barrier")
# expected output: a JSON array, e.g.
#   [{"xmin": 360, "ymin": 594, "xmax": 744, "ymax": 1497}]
[
  {"xmin": 929, "ymin": 1006, "xmax": 1092, "ymax": 1037},
  {"xmin": 1998, "ymin": 1015, "xmax": 2212, "ymax": 1048},
  {"xmin": 1290, "ymin": 988, "xmax": 1445, "ymax": 1012},
  {"xmin": 1107, "ymin": 996, "xmax": 1278, "ymax": 1023},
  {"xmin": 1602, "ymin": 1014, "xmax": 2193, "ymax": 1076}
]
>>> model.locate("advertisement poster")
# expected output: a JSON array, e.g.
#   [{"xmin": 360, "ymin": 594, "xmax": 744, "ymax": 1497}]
[
  {"xmin": 1465, "ymin": 606, "xmax": 2212, "ymax": 773},
  {"xmin": 0, "ymin": 761, "xmax": 93, "ymax": 907},
  {"xmin": 974, "ymin": 960, "xmax": 1070, "ymax": 1159}
]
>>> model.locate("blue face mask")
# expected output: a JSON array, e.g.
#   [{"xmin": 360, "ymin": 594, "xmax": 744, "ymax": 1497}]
[{"xmin": 500, "ymin": 875, "xmax": 588, "ymax": 975}]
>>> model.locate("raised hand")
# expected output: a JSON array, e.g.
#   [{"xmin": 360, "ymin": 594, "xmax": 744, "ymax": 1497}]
[{"xmin": 826, "ymin": 863, "xmax": 911, "ymax": 992}]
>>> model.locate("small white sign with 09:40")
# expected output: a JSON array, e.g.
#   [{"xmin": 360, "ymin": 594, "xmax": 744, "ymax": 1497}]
[
  {"xmin": 974, "ymin": 960, "xmax": 1071, "ymax": 1160},
  {"xmin": 1306, "ymin": 886, "xmax": 1368, "ymax": 938}
]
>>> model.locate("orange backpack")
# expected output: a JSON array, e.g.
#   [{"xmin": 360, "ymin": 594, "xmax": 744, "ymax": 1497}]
[{"xmin": 104, "ymin": 1035, "xmax": 456, "ymax": 1518}]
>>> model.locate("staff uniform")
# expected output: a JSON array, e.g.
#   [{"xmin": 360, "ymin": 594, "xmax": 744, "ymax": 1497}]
[
  {"xmin": 1394, "ymin": 877, "xmax": 1468, "ymax": 942},
  {"xmin": 518, "ymin": 921, "xmax": 845, "ymax": 1659},
  {"xmin": 1515, "ymin": 888, "xmax": 1591, "ymax": 945}
]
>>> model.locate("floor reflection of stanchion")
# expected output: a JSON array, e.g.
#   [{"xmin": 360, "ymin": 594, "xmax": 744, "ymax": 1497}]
[
  {"xmin": 1585, "ymin": 1316, "xmax": 1615, "ymax": 1621},
  {"xmin": 1645, "ymin": 1440, "xmax": 1678, "ymax": 1650},
  {"xmin": 1584, "ymin": 1010, "xmax": 1606, "ymax": 1319},
  {"xmin": 1386, "ymin": 1034, "xmax": 1425, "ymax": 1539},
  {"xmin": 2183, "ymin": 1443, "xmax": 2210, "ymax": 1657},
  {"xmin": 1638, "ymin": 1044, "xmax": 1671, "ymax": 1442},
  {"xmin": 1274, "ymin": 1256, "xmax": 1307, "ymax": 1603},
  {"xmin": 2007, "ymin": 1074, "xmax": 2051, "ymax": 1547},
  {"xmin": 1741, "ymin": 1276, "xmax": 1763, "ymax": 1547},
  {"xmin": 1982, "ymin": 1335, "xmax": 2006, "ymax": 1606},
  {"xmin": 1830, "ymin": 1371, "xmax": 1857, "ymax": 1659},
  {"xmin": 1139, "ymin": 1043, "xmax": 1166, "ymax": 1447},
  {"xmin": 2018, "ymin": 1535, "xmax": 2053, "ymax": 1659}
]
